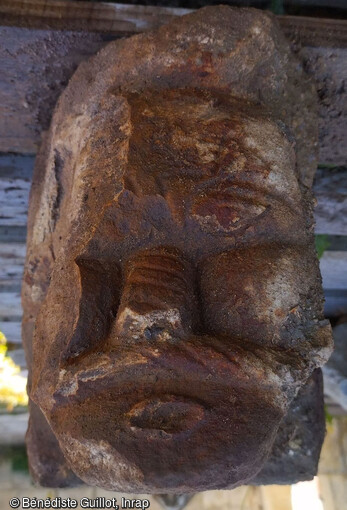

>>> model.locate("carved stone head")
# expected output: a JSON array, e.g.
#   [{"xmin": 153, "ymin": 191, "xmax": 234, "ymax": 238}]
[{"xmin": 24, "ymin": 6, "xmax": 332, "ymax": 492}]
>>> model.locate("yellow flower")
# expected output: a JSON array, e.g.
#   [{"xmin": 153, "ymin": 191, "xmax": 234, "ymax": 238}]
[{"xmin": 0, "ymin": 330, "xmax": 28, "ymax": 411}]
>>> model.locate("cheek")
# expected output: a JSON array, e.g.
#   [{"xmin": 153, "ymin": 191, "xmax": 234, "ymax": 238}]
[{"xmin": 199, "ymin": 248, "xmax": 303, "ymax": 345}]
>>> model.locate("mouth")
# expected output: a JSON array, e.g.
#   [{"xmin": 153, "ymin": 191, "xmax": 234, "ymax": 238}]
[
  {"xmin": 47, "ymin": 334, "xmax": 293, "ymax": 410},
  {"xmin": 44, "ymin": 337, "xmax": 291, "ymax": 441},
  {"xmin": 126, "ymin": 395, "xmax": 206, "ymax": 437}
]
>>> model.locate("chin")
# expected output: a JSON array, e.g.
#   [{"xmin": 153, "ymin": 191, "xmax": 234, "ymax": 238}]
[
  {"xmin": 45, "ymin": 371, "xmax": 284, "ymax": 492},
  {"xmin": 54, "ymin": 419, "xmax": 280, "ymax": 492}
]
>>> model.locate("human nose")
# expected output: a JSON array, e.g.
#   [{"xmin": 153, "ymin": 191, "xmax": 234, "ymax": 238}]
[{"xmin": 112, "ymin": 247, "xmax": 198, "ymax": 344}]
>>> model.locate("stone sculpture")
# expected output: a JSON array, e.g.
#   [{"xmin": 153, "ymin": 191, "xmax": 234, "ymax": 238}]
[{"xmin": 22, "ymin": 6, "xmax": 333, "ymax": 492}]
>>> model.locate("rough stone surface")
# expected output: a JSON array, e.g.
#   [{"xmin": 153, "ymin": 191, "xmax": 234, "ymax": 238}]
[
  {"xmin": 252, "ymin": 368, "xmax": 326, "ymax": 485},
  {"xmin": 22, "ymin": 6, "xmax": 333, "ymax": 492}
]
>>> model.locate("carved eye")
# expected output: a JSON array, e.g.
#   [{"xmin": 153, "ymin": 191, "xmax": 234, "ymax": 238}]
[
  {"xmin": 193, "ymin": 195, "xmax": 267, "ymax": 232},
  {"xmin": 60, "ymin": 257, "xmax": 121, "ymax": 365}
]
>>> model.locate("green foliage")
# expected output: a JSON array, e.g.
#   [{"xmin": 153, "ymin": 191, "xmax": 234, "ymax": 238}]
[
  {"xmin": 11, "ymin": 446, "xmax": 29, "ymax": 473},
  {"xmin": 324, "ymin": 405, "xmax": 333, "ymax": 425},
  {"xmin": 269, "ymin": 0, "xmax": 284, "ymax": 15},
  {"xmin": 315, "ymin": 235, "xmax": 330, "ymax": 260},
  {"xmin": 0, "ymin": 446, "xmax": 29, "ymax": 474}
]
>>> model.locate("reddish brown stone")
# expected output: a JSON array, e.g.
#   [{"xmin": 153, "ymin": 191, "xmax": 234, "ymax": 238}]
[{"xmin": 22, "ymin": 6, "xmax": 333, "ymax": 492}]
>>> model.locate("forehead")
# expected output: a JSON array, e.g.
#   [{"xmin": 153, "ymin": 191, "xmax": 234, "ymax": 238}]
[{"xmin": 125, "ymin": 89, "xmax": 298, "ymax": 196}]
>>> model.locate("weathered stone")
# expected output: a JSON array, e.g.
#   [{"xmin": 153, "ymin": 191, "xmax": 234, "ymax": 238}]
[
  {"xmin": 252, "ymin": 368, "xmax": 326, "ymax": 485},
  {"xmin": 22, "ymin": 6, "xmax": 333, "ymax": 492}
]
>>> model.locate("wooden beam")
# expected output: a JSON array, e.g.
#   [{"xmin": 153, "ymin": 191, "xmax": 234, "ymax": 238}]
[
  {"xmin": 0, "ymin": 0, "xmax": 192, "ymax": 37},
  {"xmin": 314, "ymin": 168, "xmax": 347, "ymax": 236},
  {"xmin": 0, "ymin": 243, "xmax": 25, "ymax": 290},
  {"xmin": 0, "ymin": 226, "xmax": 27, "ymax": 244},
  {"xmin": 0, "ymin": 291, "xmax": 22, "ymax": 320},
  {"xmin": 320, "ymin": 251, "xmax": 347, "ymax": 290},
  {"xmin": 260, "ymin": 485, "xmax": 293, "ymax": 510},
  {"xmin": 0, "ymin": 413, "xmax": 29, "ymax": 445},
  {"xmin": 0, "ymin": 154, "xmax": 35, "ymax": 180},
  {"xmin": 0, "ymin": 26, "xmax": 108, "ymax": 155},
  {"xmin": 0, "ymin": 3, "xmax": 346, "ymax": 163},
  {"xmin": 0, "ymin": 321, "xmax": 22, "ymax": 345},
  {"xmin": 278, "ymin": 15, "xmax": 347, "ymax": 48},
  {"xmin": 1, "ymin": 0, "xmax": 346, "ymax": 47},
  {"xmin": 0, "ymin": 178, "xmax": 31, "ymax": 227}
]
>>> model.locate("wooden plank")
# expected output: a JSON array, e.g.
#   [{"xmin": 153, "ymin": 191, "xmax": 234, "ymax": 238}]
[
  {"xmin": 0, "ymin": 158, "xmax": 32, "ymax": 234},
  {"xmin": 0, "ymin": 413, "xmax": 29, "ymax": 446},
  {"xmin": 0, "ymin": 0, "xmax": 192, "ymax": 36},
  {"xmin": 302, "ymin": 47, "xmax": 347, "ymax": 167},
  {"xmin": 0, "ymin": 243, "xmax": 26, "ymax": 259},
  {"xmin": 0, "ymin": 292, "xmax": 22, "ymax": 320},
  {"xmin": 0, "ymin": 27, "xmax": 108, "ymax": 154},
  {"xmin": 314, "ymin": 168, "xmax": 347, "ymax": 236},
  {"xmin": 0, "ymin": 178, "xmax": 30, "ymax": 227},
  {"xmin": 0, "ymin": 321, "xmax": 22, "ymax": 344},
  {"xmin": 319, "ymin": 419, "xmax": 347, "ymax": 474},
  {"xmin": 320, "ymin": 251, "xmax": 347, "ymax": 316},
  {"xmin": 0, "ymin": 280, "xmax": 22, "ymax": 293},
  {"xmin": 0, "ymin": 154, "xmax": 35, "ymax": 180},
  {"xmin": 324, "ymin": 290, "xmax": 347, "ymax": 318},
  {"xmin": 325, "ymin": 402, "xmax": 347, "ymax": 417},
  {"xmin": 0, "ymin": 226, "xmax": 27, "ymax": 243},
  {"xmin": 318, "ymin": 475, "xmax": 347, "ymax": 510},
  {"xmin": 1, "ymin": 0, "xmax": 346, "ymax": 47},
  {"xmin": 175, "ymin": 487, "xmax": 261, "ymax": 510},
  {"xmin": 260, "ymin": 485, "xmax": 292, "ymax": 510},
  {"xmin": 0, "ymin": 243, "xmax": 25, "ymax": 291},
  {"xmin": 316, "ymin": 419, "xmax": 347, "ymax": 510},
  {"xmin": 323, "ymin": 236, "xmax": 347, "ymax": 252},
  {"xmin": 278, "ymin": 15, "xmax": 347, "ymax": 48},
  {"xmin": 7, "ymin": 348, "xmax": 26, "ymax": 369},
  {"xmin": 0, "ymin": 246, "xmax": 24, "ymax": 290},
  {"xmin": 0, "ymin": 269, "xmax": 23, "ymax": 285},
  {"xmin": 0, "ymin": 2, "xmax": 346, "ymax": 163},
  {"xmin": 320, "ymin": 251, "xmax": 347, "ymax": 290}
]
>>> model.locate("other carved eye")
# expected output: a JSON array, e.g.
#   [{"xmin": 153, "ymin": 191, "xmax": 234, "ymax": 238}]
[{"xmin": 192, "ymin": 187, "xmax": 268, "ymax": 234}]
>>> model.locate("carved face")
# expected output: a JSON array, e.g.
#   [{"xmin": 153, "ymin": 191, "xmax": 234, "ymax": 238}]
[{"xmin": 31, "ymin": 89, "xmax": 331, "ymax": 491}]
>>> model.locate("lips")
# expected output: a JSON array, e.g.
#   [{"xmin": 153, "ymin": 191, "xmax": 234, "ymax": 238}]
[
  {"xmin": 127, "ymin": 396, "xmax": 206, "ymax": 435},
  {"xmin": 49, "ymin": 334, "xmax": 287, "ymax": 413},
  {"xmin": 43, "ymin": 332, "xmax": 293, "ymax": 447}
]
